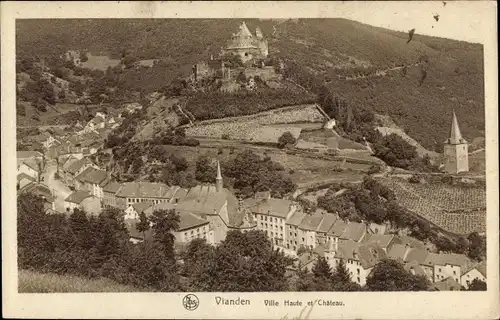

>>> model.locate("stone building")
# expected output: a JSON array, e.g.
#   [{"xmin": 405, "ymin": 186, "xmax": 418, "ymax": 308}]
[
  {"xmin": 443, "ymin": 111, "xmax": 469, "ymax": 174},
  {"xmin": 221, "ymin": 22, "xmax": 269, "ymax": 64}
]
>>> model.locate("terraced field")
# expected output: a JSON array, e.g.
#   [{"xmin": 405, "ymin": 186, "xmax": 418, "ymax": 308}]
[
  {"xmin": 185, "ymin": 104, "xmax": 325, "ymax": 143},
  {"xmin": 378, "ymin": 177, "xmax": 486, "ymax": 235}
]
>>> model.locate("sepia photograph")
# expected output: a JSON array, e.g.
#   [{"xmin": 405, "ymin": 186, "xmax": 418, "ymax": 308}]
[{"xmin": 2, "ymin": 1, "xmax": 498, "ymax": 319}]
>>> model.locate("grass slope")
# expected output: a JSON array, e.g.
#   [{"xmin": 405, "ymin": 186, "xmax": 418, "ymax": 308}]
[
  {"xmin": 19, "ymin": 269, "xmax": 140, "ymax": 293},
  {"xmin": 16, "ymin": 18, "xmax": 484, "ymax": 150}
]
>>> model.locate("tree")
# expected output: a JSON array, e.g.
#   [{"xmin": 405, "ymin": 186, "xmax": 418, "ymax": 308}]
[
  {"xmin": 149, "ymin": 209, "xmax": 180, "ymax": 260},
  {"xmin": 312, "ymin": 257, "xmax": 332, "ymax": 279},
  {"xmin": 182, "ymin": 238, "xmax": 216, "ymax": 291},
  {"xmin": 278, "ymin": 131, "xmax": 297, "ymax": 148},
  {"xmin": 136, "ymin": 212, "xmax": 150, "ymax": 240},
  {"xmin": 331, "ymin": 259, "xmax": 361, "ymax": 291},
  {"xmin": 467, "ymin": 232, "xmax": 486, "ymax": 261},
  {"xmin": 467, "ymin": 278, "xmax": 486, "ymax": 291},
  {"xmin": 208, "ymin": 230, "xmax": 293, "ymax": 291},
  {"xmin": 195, "ymin": 156, "xmax": 217, "ymax": 183},
  {"xmin": 366, "ymin": 259, "xmax": 430, "ymax": 291}
]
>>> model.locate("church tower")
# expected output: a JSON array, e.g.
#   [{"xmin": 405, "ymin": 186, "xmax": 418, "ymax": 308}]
[
  {"xmin": 443, "ymin": 111, "xmax": 469, "ymax": 174},
  {"xmin": 216, "ymin": 160, "xmax": 223, "ymax": 192}
]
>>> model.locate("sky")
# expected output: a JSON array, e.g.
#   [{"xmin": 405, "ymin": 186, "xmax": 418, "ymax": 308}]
[{"xmin": 327, "ymin": 1, "xmax": 493, "ymax": 44}]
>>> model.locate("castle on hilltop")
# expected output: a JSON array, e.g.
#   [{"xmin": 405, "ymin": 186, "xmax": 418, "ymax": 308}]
[
  {"xmin": 191, "ymin": 21, "xmax": 270, "ymax": 85},
  {"xmin": 443, "ymin": 111, "xmax": 469, "ymax": 174},
  {"xmin": 221, "ymin": 21, "xmax": 269, "ymax": 64}
]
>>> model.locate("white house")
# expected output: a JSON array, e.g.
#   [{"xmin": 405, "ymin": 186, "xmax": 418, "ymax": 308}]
[
  {"xmin": 124, "ymin": 201, "xmax": 154, "ymax": 220},
  {"xmin": 423, "ymin": 253, "xmax": 472, "ymax": 284},
  {"xmin": 18, "ymin": 160, "xmax": 40, "ymax": 181},
  {"xmin": 461, "ymin": 261, "xmax": 486, "ymax": 289}
]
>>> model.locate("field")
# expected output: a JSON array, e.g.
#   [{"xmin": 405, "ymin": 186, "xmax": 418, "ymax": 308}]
[
  {"xmin": 17, "ymin": 102, "xmax": 95, "ymax": 127},
  {"xmin": 18, "ymin": 270, "xmax": 140, "ymax": 293},
  {"xmin": 298, "ymin": 128, "xmax": 368, "ymax": 151},
  {"xmin": 377, "ymin": 177, "xmax": 486, "ymax": 234},
  {"xmin": 81, "ymin": 53, "xmax": 121, "ymax": 71},
  {"xmin": 185, "ymin": 104, "xmax": 326, "ymax": 142}
]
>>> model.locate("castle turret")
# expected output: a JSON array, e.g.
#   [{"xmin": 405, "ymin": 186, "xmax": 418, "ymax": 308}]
[
  {"xmin": 443, "ymin": 110, "xmax": 469, "ymax": 173},
  {"xmin": 216, "ymin": 160, "xmax": 223, "ymax": 192}
]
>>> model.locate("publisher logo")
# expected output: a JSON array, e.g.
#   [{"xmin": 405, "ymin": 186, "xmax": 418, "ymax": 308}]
[{"xmin": 183, "ymin": 294, "xmax": 199, "ymax": 311}]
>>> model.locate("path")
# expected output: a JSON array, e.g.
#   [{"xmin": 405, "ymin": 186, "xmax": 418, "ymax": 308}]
[{"xmin": 43, "ymin": 164, "xmax": 72, "ymax": 213}]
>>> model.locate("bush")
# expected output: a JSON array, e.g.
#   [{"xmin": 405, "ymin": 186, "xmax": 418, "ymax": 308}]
[
  {"xmin": 221, "ymin": 134, "xmax": 230, "ymax": 140},
  {"xmin": 278, "ymin": 131, "xmax": 297, "ymax": 148}
]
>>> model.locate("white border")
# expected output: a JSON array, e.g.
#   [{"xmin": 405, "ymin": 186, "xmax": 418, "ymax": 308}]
[{"xmin": 2, "ymin": 2, "xmax": 498, "ymax": 319}]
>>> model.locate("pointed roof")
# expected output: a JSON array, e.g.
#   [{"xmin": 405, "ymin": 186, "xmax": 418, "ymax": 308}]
[
  {"xmin": 237, "ymin": 21, "xmax": 254, "ymax": 38},
  {"xmin": 447, "ymin": 110, "xmax": 466, "ymax": 144},
  {"xmin": 216, "ymin": 160, "xmax": 222, "ymax": 180}
]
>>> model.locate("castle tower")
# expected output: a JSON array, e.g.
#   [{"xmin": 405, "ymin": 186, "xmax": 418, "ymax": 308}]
[
  {"xmin": 216, "ymin": 160, "xmax": 223, "ymax": 192},
  {"xmin": 443, "ymin": 110, "xmax": 469, "ymax": 174}
]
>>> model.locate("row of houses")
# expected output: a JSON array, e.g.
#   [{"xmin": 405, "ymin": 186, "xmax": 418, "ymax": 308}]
[{"xmin": 242, "ymin": 193, "xmax": 487, "ymax": 290}]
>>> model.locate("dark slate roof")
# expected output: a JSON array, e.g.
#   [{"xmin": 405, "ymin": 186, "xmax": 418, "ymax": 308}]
[
  {"xmin": 66, "ymin": 158, "xmax": 93, "ymax": 174},
  {"xmin": 17, "ymin": 151, "xmax": 43, "ymax": 159},
  {"xmin": 248, "ymin": 198, "xmax": 294, "ymax": 218},
  {"xmin": 103, "ymin": 181, "xmax": 122, "ymax": 193},
  {"xmin": 20, "ymin": 183, "xmax": 55, "ymax": 203},
  {"xmin": 116, "ymin": 182, "xmax": 172, "ymax": 199},
  {"xmin": 17, "ymin": 173, "xmax": 35, "ymax": 182},
  {"xmin": 65, "ymin": 190, "xmax": 92, "ymax": 204},
  {"xmin": 75, "ymin": 167, "xmax": 107, "ymax": 185}
]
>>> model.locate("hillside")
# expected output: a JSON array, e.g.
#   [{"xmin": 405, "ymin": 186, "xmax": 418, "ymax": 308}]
[
  {"xmin": 19, "ymin": 270, "xmax": 140, "ymax": 293},
  {"xmin": 16, "ymin": 18, "xmax": 484, "ymax": 150}
]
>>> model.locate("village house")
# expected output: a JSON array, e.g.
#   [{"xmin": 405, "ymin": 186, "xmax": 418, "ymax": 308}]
[
  {"xmin": 362, "ymin": 233, "xmax": 396, "ymax": 253},
  {"xmin": 246, "ymin": 197, "xmax": 298, "ymax": 247},
  {"xmin": 323, "ymin": 240, "xmax": 387, "ymax": 286},
  {"xmin": 33, "ymin": 131, "xmax": 59, "ymax": 149},
  {"xmin": 115, "ymin": 182, "xmax": 183, "ymax": 209},
  {"xmin": 17, "ymin": 172, "xmax": 36, "ymax": 190},
  {"xmin": 460, "ymin": 261, "xmax": 486, "ymax": 289},
  {"xmin": 17, "ymin": 150, "xmax": 43, "ymax": 167},
  {"xmin": 19, "ymin": 182, "xmax": 56, "ymax": 213},
  {"xmin": 61, "ymin": 157, "xmax": 99, "ymax": 187},
  {"xmin": 431, "ymin": 277, "xmax": 463, "ymax": 291},
  {"xmin": 422, "ymin": 252, "xmax": 472, "ymax": 284},
  {"xmin": 102, "ymin": 181, "xmax": 122, "ymax": 209},
  {"xmin": 18, "ymin": 159, "xmax": 41, "ymax": 181},
  {"xmin": 298, "ymin": 211, "xmax": 327, "ymax": 250},
  {"xmin": 64, "ymin": 190, "xmax": 102, "ymax": 215},
  {"xmin": 124, "ymin": 201, "xmax": 154, "ymax": 220},
  {"xmin": 284, "ymin": 209, "xmax": 308, "ymax": 251},
  {"xmin": 74, "ymin": 167, "xmax": 108, "ymax": 199}
]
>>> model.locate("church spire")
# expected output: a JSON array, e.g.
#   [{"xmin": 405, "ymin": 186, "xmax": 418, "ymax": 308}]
[
  {"xmin": 448, "ymin": 110, "xmax": 465, "ymax": 144},
  {"xmin": 216, "ymin": 160, "xmax": 223, "ymax": 192}
]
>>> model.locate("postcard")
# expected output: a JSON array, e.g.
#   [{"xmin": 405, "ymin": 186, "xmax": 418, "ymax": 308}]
[{"xmin": 1, "ymin": 1, "xmax": 498, "ymax": 319}]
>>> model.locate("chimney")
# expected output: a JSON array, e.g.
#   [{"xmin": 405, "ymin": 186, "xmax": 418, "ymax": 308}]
[{"xmin": 215, "ymin": 160, "xmax": 223, "ymax": 192}]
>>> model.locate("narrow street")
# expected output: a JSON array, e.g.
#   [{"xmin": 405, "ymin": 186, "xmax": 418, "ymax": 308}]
[{"xmin": 43, "ymin": 163, "xmax": 72, "ymax": 213}]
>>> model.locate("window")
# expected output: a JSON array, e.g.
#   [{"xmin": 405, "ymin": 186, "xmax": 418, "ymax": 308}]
[
  {"xmin": 280, "ymin": 226, "xmax": 283, "ymax": 231},
  {"xmin": 302, "ymin": 237, "xmax": 305, "ymax": 242},
  {"xmin": 453, "ymin": 271, "xmax": 456, "ymax": 275},
  {"xmin": 357, "ymin": 269, "xmax": 360, "ymax": 275},
  {"xmin": 357, "ymin": 277, "xmax": 360, "ymax": 283}
]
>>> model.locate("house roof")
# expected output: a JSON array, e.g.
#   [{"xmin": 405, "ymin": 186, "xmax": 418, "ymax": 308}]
[
  {"xmin": 255, "ymin": 191, "xmax": 271, "ymax": 200},
  {"xmin": 299, "ymin": 211, "xmax": 325, "ymax": 231},
  {"xmin": 334, "ymin": 239, "xmax": 361, "ymax": 260},
  {"xmin": 17, "ymin": 151, "xmax": 42, "ymax": 159},
  {"xmin": 17, "ymin": 172, "xmax": 36, "ymax": 182},
  {"xmin": 91, "ymin": 116, "xmax": 105, "ymax": 125},
  {"xmin": 404, "ymin": 248, "xmax": 430, "ymax": 264},
  {"xmin": 340, "ymin": 222, "xmax": 366, "ymax": 242},
  {"xmin": 463, "ymin": 260, "xmax": 487, "ymax": 277},
  {"xmin": 363, "ymin": 233, "xmax": 395, "ymax": 249},
  {"xmin": 394, "ymin": 235, "xmax": 426, "ymax": 250},
  {"xmin": 387, "ymin": 244, "xmax": 409, "ymax": 261},
  {"xmin": 432, "ymin": 276, "xmax": 462, "ymax": 291},
  {"xmin": 132, "ymin": 201, "xmax": 154, "ymax": 214},
  {"xmin": 116, "ymin": 182, "xmax": 173, "ymax": 199},
  {"xmin": 316, "ymin": 212, "xmax": 338, "ymax": 233},
  {"xmin": 75, "ymin": 167, "xmax": 107, "ymax": 185},
  {"xmin": 423, "ymin": 253, "xmax": 471, "ymax": 269},
  {"xmin": 248, "ymin": 198, "xmax": 294, "ymax": 218},
  {"xmin": 20, "ymin": 159, "xmax": 39, "ymax": 171},
  {"xmin": 65, "ymin": 190, "xmax": 92, "ymax": 204},
  {"xmin": 103, "ymin": 181, "xmax": 122, "ymax": 193},
  {"xmin": 404, "ymin": 260, "xmax": 427, "ymax": 277},
  {"xmin": 20, "ymin": 182, "xmax": 54, "ymax": 203},
  {"xmin": 358, "ymin": 242, "xmax": 387, "ymax": 269},
  {"xmin": 177, "ymin": 210, "xmax": 210, "ymax": 231},
  {"xmin": 328, "ymin": 219, "xmax": 348, "ymax": 237},
  {"xmin": 62, "ymin": 156, "xmax": 79, "ymax": 170},
  {"xmin": 66, "ymin": 158, "xmax": 93, "ymax": 174},
  {"xmin": 286, "ymin": 209, "xmax": 307, "ymax": 226}
]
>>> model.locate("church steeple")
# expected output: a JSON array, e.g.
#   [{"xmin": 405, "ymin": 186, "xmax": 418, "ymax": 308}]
[
  {"xmin": 448, "ymin": 110, "xmax": 466, "ymax": 144},
  {"xmin": 216, "ymin": 160, "xmax": 223, "ymax": 192}
]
